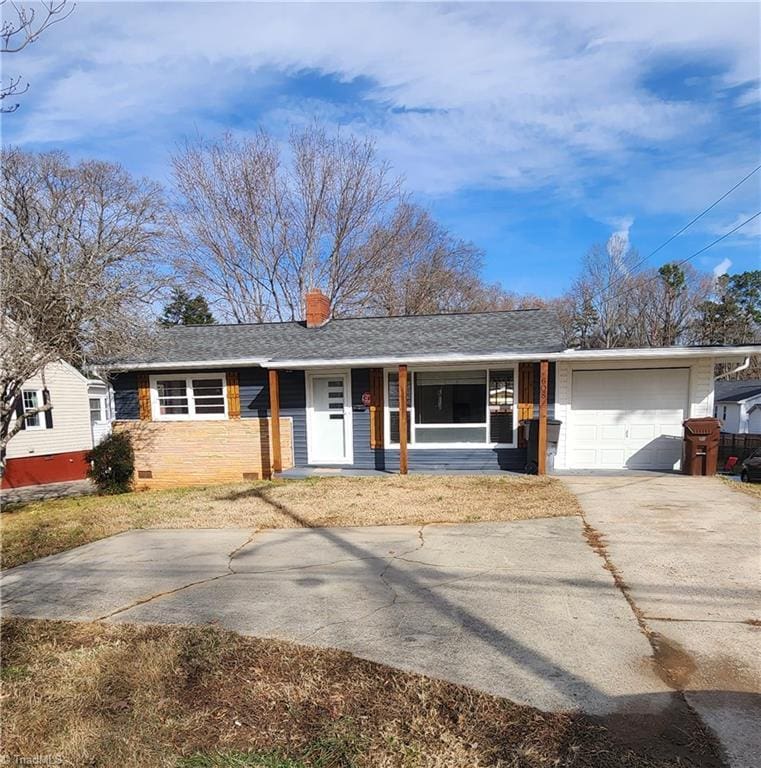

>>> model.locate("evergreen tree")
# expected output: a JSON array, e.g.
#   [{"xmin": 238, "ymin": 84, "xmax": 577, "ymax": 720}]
[{"xmin": 160, "ymin": 288, "xmax": 215, "ymax": 326}]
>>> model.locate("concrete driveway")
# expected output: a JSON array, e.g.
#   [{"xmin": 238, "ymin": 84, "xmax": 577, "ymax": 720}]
[
  {"xmin": 3, "ymin": 517, "xmax": 672, "ymax": 717},
  {"xmin": 2, "ymin": 474, "xmax": 759, "ymax": 766},
  {"xmin": 562, "ymin": 473, "xmax": 760, "ymax": 768}
]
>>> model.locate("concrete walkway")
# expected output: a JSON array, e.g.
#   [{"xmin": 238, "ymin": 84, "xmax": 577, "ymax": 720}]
[
  {"xmin": 561, "ymin": 474, "xmax": 761, "ymax": 768},
  {"xmin": 2, "ymin": 518, "xmax": 673, "ymax": 717},
  {"xmin": 1, "ymin": 478, "xmax": 95, "ymax": 506}
]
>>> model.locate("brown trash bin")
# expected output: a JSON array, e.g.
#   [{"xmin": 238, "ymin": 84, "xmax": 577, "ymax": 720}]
[{"xmin": 682, "ymin": 417, "xmax": 722, "ymax": 476}]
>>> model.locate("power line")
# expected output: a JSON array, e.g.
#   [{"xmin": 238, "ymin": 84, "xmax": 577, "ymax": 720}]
[
  {"xmin": 593, "ymin": 163, "xmax": 761, "ymax": 300},
  {"xmin": 602, "ymin": 210, "xmax": 761, "ymax": 305}
]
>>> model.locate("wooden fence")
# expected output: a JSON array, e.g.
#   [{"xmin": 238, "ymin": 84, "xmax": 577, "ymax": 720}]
[{"xmin": 719, "ymin": 433, "xmax": 761, "ymax": 467}]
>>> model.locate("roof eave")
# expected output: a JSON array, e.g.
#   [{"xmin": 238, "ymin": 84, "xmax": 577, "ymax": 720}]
[
  {"xmin": 105, "ymin": 357, "xmax": 269, "ymax": 371},
  {"xmin": 264, "ymin": 345, "xmax": 760, "ymax": 369}
]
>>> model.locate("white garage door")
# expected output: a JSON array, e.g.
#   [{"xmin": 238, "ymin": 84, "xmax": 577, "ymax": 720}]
[{"xmin": 567, "ymin": 368, "xmax": 689, "ymax": 470}]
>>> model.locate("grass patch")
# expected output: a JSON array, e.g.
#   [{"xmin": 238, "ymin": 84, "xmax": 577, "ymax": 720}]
[
  {"xmin": 1, "ymin": 475, "xmax": 579, "ymax": 569},
  {"xmin": 721, "ymin": 476, "xmax": 761, "ymax": 503},
  {"xmin": 2, "ymin": 618, "xmax": 723, "ymax": 768}
]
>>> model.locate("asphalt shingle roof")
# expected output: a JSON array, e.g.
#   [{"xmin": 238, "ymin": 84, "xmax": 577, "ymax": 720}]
[
  {"xmin": 715, "ymin": 380, "xmax": 761, "ymax": 403},
  {"xmin": 120, "ymin": 308, "xmax": 564, "ymax": 366}
]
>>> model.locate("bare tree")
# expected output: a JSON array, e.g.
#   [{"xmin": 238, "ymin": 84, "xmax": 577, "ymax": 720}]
[
  {"xmin": 563, "ymin": 236, "xmax": 715, "ymax": 349},
  {"xmin": 563, "ymin": 236, "xmax": 640, "ymax": 348},
  {"xmin": 628, "ymin": 263, "xmax": 712, "ymax": 347},
  {"xmin": 0, "ymin": 148, "xmax": 165, "ymax": 469},
  {"xmin": 171, "ymin": 125, "xmax": 507, "ymax": 321},
  {"xmin": 1, "ymin": 0, "xmax": 74, "ymax": 112}
]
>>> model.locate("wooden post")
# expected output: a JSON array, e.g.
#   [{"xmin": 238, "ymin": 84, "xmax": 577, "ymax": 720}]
[
  {"xmin": 537, "ymin": 360, "xmax": 549, "ymax": 476},
  {"xmin": 398, "ymin": 364, "xmax": 408, "ymax": 475},
  {"xmin": 268, "ymin": 369, "xmax": 282, "ymax": 474}
]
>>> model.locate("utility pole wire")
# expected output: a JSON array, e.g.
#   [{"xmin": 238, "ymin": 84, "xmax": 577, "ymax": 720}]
[
  {"xmin": 591, "ymin": 163, "xmax": 761, "ymax": 302},
  {"xmin": 601, "ymin": 210, "xmax": 761, "ymax": 305}
]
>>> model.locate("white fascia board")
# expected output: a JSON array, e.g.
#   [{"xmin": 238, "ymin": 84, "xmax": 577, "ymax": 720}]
[
  {"xmin": 106, "ymin": 358, "xmax": 268, "ymax": 371},
  {"xmin": 264, "ymin": 345, "xmax": 761, "ymax": 369}
]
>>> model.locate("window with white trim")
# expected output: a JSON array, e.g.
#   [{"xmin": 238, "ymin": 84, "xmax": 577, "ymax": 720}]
[
  {"xmin": 89, "ymin": 396, "xmax": 110, "ymax": 424},
  {"xmin": 385, "ymin": 367, "xmax": 517, "ymax": 447},
  {"xmin": 150, "ymin": 374, "xmax": 227, "ymax": 420},
  {"xmin": 22, "ymin": 388, "xmax": 44, "ymax": 429}
]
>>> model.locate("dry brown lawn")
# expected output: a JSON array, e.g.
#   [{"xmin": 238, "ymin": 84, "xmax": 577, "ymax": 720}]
[
  {"xmin": 1, "ymin": 475, "xmax": 578, "ymax": 569},
  {"xmin": 1, "ymin": 618, "xmax": 723, "ymax": 768},
  {"xmin": 721, "ymin": 476, "xmax": 761, "ymax": 503}
]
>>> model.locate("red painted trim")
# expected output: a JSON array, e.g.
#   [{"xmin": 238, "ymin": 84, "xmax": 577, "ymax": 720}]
[{"xmin": 1, "ymin": 450, "xmax": 91, "ymax": 489}]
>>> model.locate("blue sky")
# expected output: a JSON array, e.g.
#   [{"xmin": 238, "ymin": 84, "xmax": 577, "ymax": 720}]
[{"xmin": 3, "ymin": 1, "xmax": 760, "ymax": 297}]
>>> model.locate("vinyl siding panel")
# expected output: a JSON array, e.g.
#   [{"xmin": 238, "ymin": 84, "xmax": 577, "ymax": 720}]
[
  {"xmin": 112, "ymin": 372, "xmax": 140, "ymax": 420},
  {"xmin": 381, "ymin": 447, "xmax": 527, "ymax": 472},
  {"xmin": 7, "ymin": 361, "xmax": 93, "ymax": 459},
  {"xmin": 239, "ymin": 367, "xmax": 306, "ymax": 467}
]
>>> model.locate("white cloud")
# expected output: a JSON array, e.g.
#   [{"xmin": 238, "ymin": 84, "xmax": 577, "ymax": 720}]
[
  {"xmin": 713, "ymin": 257, "xmax": 732, "ymax": 277},
  {"xmin": 609, "ymin": 216, "xmax": 635, "ymax": 250},
  {"xmin": 3, "ymin": 1, "xmax": 759, "ymax": 205}
]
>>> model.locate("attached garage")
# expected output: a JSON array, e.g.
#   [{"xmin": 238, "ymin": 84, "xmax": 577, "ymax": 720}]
[{"xmin": 565, "ymin": 368, "xmax": 689, "ymax": 470}]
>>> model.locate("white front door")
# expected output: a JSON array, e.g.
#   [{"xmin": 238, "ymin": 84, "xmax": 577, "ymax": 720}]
[
  {"xmin": 567, "ymin": 368, "xmax": 689, "ymax": 470},
  {"xmin": 309, "ymin": 373, "xmax": 352, "ymax": 463}
]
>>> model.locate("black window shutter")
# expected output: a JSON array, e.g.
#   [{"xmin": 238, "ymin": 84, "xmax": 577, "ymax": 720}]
[
  {"xmin": 43, "ymin": 388, "xmax": 53, "ymax": 429},
  {"xmin": 14, "ymin": 395, "xmax": 25, "ymax": 430}
]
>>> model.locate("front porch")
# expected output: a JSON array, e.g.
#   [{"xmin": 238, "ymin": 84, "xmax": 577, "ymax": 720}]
[{"xmin": 266, "ymin": 360, "xmax": 554, "ymax": 476}]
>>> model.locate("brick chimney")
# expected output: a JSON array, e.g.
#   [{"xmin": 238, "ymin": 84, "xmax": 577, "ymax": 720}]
[{"xmin": 305, "ymin": 289, "xmax": 331, "ymax": 328}]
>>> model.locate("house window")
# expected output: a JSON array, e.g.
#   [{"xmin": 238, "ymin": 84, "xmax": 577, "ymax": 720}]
[
  {"xmin": 387, "ymin": 372, "xmax": 411, "ymax": 444},
  {"xmin": 414, "ymin": 370, "xmax": 487, "ymax": 444},
  {"xmin": 385, "ymin": 366, "xmax": 517, "ymax": 448},
  {"xmin": 90, "ymin": 397, "xmax": 110, "ymax": 424},
  {"xmin": 150, "ymin": 374, "xmax": 227, "ymax": 420},
  {"xmin": 22, "ymin": 389, "xmax": 44, "ymax": 429},
  {"xmin": 489, "ymin": 369, "xmax": 515, "ymax": 443}
]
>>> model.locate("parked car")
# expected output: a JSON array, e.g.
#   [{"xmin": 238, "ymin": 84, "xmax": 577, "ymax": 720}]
[{"xmin": 740, "ymin": 448, "xmax": 761, "ymax": 483}]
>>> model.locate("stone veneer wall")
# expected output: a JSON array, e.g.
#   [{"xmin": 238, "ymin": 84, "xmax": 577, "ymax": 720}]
[{"xmin": 116, "ymin": 418, "xmax": 293, "ymax": 489}]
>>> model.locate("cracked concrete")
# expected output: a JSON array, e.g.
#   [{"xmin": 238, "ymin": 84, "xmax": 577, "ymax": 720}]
[
  {"xmin": 3, "ymin": 475, "xmax": 757, "ymax": 768},
  {"xmin": 561, "ymin": 474, "xmax": 761, "ymax": 768},
  {"xmin": 1, "ymin": 517, "xmax": 672, "ymax": 716}
]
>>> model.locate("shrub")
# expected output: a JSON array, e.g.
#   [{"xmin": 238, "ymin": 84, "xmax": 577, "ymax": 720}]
[{"xmin": 87, "ymin": 430, "xmax": 134, "ymax": 494}]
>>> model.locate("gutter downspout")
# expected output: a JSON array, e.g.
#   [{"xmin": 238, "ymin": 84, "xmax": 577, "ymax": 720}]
[{"xmin": 714, "ymin": 356, "xmax": 750, "ymax": 380}]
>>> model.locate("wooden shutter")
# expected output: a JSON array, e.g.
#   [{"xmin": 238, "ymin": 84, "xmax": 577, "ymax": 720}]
[
  {"xmin": 42, "ymin": 388, "xmax": 53, "ymax": 429},
  {"xmin": 137, "ymin": 373, "xmax": 152, "ymax": 420},
  {"xmin": 517, "ymin": 363, "xmax": 534, "ymax": 448},
  {"xmin": 369, "ymin": 368, "xmax": 384, "ymax": 448},
  {"xmin": 13, "ymin": 394, "xmax": 25, "ymax": 431},
  {"xmin": 226, "ymin": 371, "xmax": 241, "ymax": 419}
]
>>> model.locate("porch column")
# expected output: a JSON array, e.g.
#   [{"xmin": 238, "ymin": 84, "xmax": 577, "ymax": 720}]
[
  {"xmin": 268, "ymin": 369, "xmax": 282, "ymax": 474},
  {"xmin": 537, "ymin": 359, "xmax": 549, "ymax": 476},
  {"xmin": 398, "ymin": 364, "xmax": 408, "ymax": 475}
]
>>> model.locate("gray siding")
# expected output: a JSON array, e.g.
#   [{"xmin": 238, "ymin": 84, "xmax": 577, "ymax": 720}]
[
  {"xmin": 382, "ymin": 447, "xmax": 527, "ymax": 472},
  {"xmin": 111, "ymin": 362, "xmax": 555, "ymax": 474},
  {"xmin": 239, "ymin": 367, "xmax": 307, "ymax": 467},
  {"xmin": 111, "ymin": 372, "xmax": 139, "ymax": 420}
]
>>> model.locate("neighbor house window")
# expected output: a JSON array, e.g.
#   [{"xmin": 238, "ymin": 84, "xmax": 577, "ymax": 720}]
[
  {"xmin": 150, "ymin": 374, "xmax": 227, "ymax": 420},
  {"xmin": 385, "ymin": 367, "xmax": 517, "ymax": 447},
  {"xmin": 89, "ymin": 396, "xmax": 110, "ymax": 424},
  {"xmin": 22, "ymin": 389, "xmax": 44, "ymax": 429}
]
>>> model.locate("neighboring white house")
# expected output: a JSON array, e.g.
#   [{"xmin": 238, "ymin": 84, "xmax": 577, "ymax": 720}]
[
  {"xmin": 3, "ymin": 361, "xmax": 113, "ymax": 489},
  {"xmin": 714, "ymin": 380, "xmax": 761, "ymax": 434}
]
